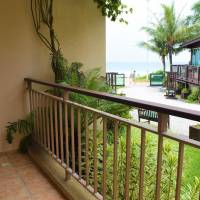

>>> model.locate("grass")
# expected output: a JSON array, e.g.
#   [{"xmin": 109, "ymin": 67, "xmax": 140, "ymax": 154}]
[
  {"xmin": 131, "ymin": 128, "xmax": 200, "ymax": 186},
  {"xmin": 184, "ymin": 145, "xmax": 200, "ymax": 184},
  {"xmin": 135, "ymin": 75, "xmax": 149, "ymax": 82}
]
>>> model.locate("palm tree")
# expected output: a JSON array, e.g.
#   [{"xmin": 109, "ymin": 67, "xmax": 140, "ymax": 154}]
[
  {"xmin": 187, "ymin": 0, "xmax": 200, "ymax": 25},
  {"xmin": 140, "ymin": 23, "xmax": 168, "ymax": 73},
  {"xmin": 141, "ymin": 4, "xmax": 189, "ymax": 72},
  {"xmin": 185, "ymin": 1, "xmax": 200, "ymax": 38},
  {"xmin": 161, "ymin": 4, "xmax": 187, "ymax": 72}
]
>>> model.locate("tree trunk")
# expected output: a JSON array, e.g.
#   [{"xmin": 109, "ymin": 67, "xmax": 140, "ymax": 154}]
[
  {"xmin": 162, "ymin": 56, "xmax": 166, "ymax": 74},
  {"xmin": 52, "ymin": 52, "xmax": 67, "ymax": 83},
  {"xmin": 168, "ymin": 46, "xmax": 173, "ymax": 72}
]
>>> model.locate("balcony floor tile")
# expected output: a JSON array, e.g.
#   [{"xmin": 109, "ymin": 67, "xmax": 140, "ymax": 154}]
[{"xmin": 0, "ymin": 152, "xmax": 66, "ymax": 200}]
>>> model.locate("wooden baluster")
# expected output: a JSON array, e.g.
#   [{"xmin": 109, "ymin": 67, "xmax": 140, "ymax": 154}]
[
  {"xmin": 71, "ymin": 105, "xmax": 75, "ymax": 173},
  {"xmin": 198, "ymin": 67, "xmax": 200, "ymax": 84},
  {"xmin": 32, "ymin": 91, "xmax": 36, "ymax": 142},
  {"xmin": 113, "ymin": 121, "xmax": 119, "ymax": 200},
  {"xmin": 125, "ymin": 125, "xmax": 131, "ymax": 200},
  {"xmin": 63, "ymin": 92, "xmax": 70, "ymax": 180},
  {"xmin": 39, "ymin": 93, "xmax": 43, "ymax": 146},
  {"xmin": 139, "ymin": 129, "xmax": 146, "ymax": 200},
  {"xmin": 65, "ymin": 102, "xmax": 69, "ymax": 178},
  {"xmin": 42, "ymin": 95, "xmax": 47, "ymax": 148},
  {"xmin": 77, "ymin": 108, "xmax": 82, "ymax": 179},
  {"xmin": 93, "ymin": 114, "xmax": 98, "ymax": 193},
  {"xmin": 186, "ymin": 66, "xmax": 189, "ymax": 80},
  {"xmin": 85, "ymin": 112, "xmax": 89, "ymax": 186},
  {"xmin": 34, "ymin": 91, "xmax": 38, "ymax": 143},
  {"xmin": 50, "ymin": 98, "xmax": 55, "ymax": 156},
  {"xmin": 155, "ymin": 113, "xmax": 168, "ymax": 200},
  {"xmin": 175, "ymin": 142, "xmax": 184, "ymax": 200},
  {"xmin": 27, "ymin": 82, "xmax": 34, "ymax": 142},
  {"xmin": 59, "ymin": 101, "xmax": 64, "ymax": 163},
  {"xmin": 46, "ymin": 96, "xmax": 50, "ymax": 151},
  {"xmin": 103, "ymin": 118, "xmax": 107, "ymax": 200},
  {"xmin": 54, "ymin": 100, "xmax": 59, "ymax": 159},
  {"xmin": 35, "ymin": 92, "xmax": 40, "ymax": 144},
  {"xmin": 27, "ymin": 81, "xmax": 32, "ymax": 113}
]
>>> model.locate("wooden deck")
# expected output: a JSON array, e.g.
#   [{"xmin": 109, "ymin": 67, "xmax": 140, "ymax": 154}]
[{"xmin": 172, "ymin": 65, "xmax": 200, "ymax": 86}]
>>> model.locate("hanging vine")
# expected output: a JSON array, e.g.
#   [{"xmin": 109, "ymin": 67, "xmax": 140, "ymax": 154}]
[
  {"xmin": 31, "ymin": 0, "xmax": 68, "ymax": 83},
  {"xmin": 30, "ymin": 0, "xmax": 132, "ymax": 83}
]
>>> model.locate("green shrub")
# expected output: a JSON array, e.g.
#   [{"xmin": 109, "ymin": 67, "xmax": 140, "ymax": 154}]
[
  {"xmin": 19, "ymin": 135, "xmax": 32, "ymax": 153},
  {"xmin": 194, "ymin": 124, "xmax": 200, "ymax": 128},
  {"xmin": 6, "ymin": 113, "xmax": 33, "ymax": 144},
  {"xmin": 153, "ymin": 69, "xmax": 164, "ymax": 75},
  {"xmin": 181, "ymin": 88, "xmax": 190, "ymax": 94},
  {"xmin": 187, "ymin": 87, "xmax": 200, "ymax": 103},
  {"xmin": 163, "ymin": 76, "xmax": 167, "ymax": 86},
  {"xmin": 83, "ymin": 131, "xmax": 200, "ymax": 199},
  {"xmin": 182, "ymin": 177, "xmax": 200, "ymax": 200},
  {"xmin": 177, "ymin": 83, "xmax": 184, "ymax": 94}
]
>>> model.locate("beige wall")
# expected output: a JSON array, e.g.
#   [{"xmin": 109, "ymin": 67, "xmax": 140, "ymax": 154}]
[{"xmin": 0, "ymin": 0, "xmax": 106, "ymax": 152}]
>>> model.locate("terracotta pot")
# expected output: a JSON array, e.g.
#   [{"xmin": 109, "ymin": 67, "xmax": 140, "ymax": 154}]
[
  {"xmin": 189, "ymin": 125, "xmax": 200, "ymax": 141},
  {"xmin": 181, "ymin": 92, "xmax": 189, "ymax": 99}
]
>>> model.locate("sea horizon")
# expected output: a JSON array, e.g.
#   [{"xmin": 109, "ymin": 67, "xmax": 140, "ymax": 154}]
[
  {"xmin": 106, "ymin": 61, "xmax": 186, "ymax": 76},
  {"xmin": 106, "ymin": 61, "xmax": 166, "ymax": 76}
]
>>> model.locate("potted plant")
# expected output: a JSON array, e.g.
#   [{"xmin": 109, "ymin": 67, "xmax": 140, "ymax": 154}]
[
  {"xmin": 176, "ymin": 83, "xmax": 183, "ymax": 95},
  {"xmin": 181, "ymin": 88, "xmax": 190, "ymax": 99},
  {"xmin": 189, "ymin": 124, "xmax": 200, "ymax": 142}
]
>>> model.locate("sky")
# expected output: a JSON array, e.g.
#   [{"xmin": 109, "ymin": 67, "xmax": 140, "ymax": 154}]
[{"xmin": 106, "ymin": 0, "xmax": 198, "ymax": 65}]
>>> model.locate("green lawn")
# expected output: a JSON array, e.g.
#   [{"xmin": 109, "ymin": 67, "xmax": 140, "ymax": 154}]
[
  {"xmin": 184, "ymin": 145, "xmax": 200, "ymax": 184},
  {"xmin": 131, "ymin": 128, "xmax": 200, "ymax": 185}
]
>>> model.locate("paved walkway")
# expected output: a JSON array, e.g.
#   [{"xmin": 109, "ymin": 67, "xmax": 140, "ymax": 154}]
[
  {"xmin": 0, "ymin": 152, "xmax": 66, "ymax": 200},
  {"xmin": 119, "ymin": 83, "xmax": 200, "ymax": 136}
]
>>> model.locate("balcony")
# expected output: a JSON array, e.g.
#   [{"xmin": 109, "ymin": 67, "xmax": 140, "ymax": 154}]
[
  {"xmin": 172, "ymin": 65, "xmax": 200, "ymax": 85},
  {"xmin": 0, "ymin": 152, "xmax": 66, "ymax": 200},
  {"xmin": 2, "ymin": 78, "xmax": 198, "ymax": 200}
]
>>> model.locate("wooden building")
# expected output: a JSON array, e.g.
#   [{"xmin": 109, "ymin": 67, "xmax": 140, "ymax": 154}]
[{"xmin": 173, "ymin": 37, "xmax": 200, "ymax": 86}]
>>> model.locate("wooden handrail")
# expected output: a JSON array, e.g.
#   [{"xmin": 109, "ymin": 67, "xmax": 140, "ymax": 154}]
[
  {"xmin": 25, "ymin": 78, "xmax": 200, "ymax": 121},
  {"xmin": 28, "ymin": 88, "xmax": 200, "ymax": 200}
]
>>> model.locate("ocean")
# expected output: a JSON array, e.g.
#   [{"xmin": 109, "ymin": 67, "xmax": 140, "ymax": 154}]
[{"xmin": 107, "ymin": 62, "xmax": 165, "ymax": 76}]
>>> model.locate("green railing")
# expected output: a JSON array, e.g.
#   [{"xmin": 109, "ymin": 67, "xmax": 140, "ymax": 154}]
[{"xmin": 150, "ymin": 73, "xmax": 164, "ymax": 86}]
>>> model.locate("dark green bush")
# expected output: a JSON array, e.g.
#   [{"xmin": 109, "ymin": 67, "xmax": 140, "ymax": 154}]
[
  {"xmin": 19, "ymin": 135, "xmax": 32, "ymax": 153},
  {"xmin": 6, "ymin": 113, "xmax": 33, "ymax": 145},
  {"xmin": 187, "ymin": 87, "xmax": 200, "ymax": 103},
  {"xmin": 181, "ymin": 88, "xmax": 190, "ymax": 94},
  {"xmin": 176, "ymin": 83, "xmax": 184, "ymax": 94}
]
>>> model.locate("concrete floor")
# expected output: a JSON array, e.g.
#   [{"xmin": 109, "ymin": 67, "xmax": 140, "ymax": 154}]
[
  {"xmin": 0, "ymin": 152, "xmax": 66, "ymax": 200},
  {"xmin": 119, "ymin": 83, "xmax": 200, "ymax": 136}
]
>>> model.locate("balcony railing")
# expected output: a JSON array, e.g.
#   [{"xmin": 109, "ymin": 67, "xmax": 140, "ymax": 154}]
[
  {"xmin": 106, "ymin": 72, "xmax": 125, "ymax": 93},
  {"xmin": 172, "ymin": 65, "xmax": 200, "ymax": 85},
  {"xmin": 25, "ymin": 78, "xmax": 200, "ymax": 200}
]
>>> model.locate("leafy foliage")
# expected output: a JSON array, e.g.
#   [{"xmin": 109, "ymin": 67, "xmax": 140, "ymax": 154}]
[
  {"xmin": 181, "ymin": 88, "xmax": 190, "ymax": 94},
  {"xmin": 94, "ymin": 0, "xmax": 133, "ymax": 24},
  {"xmin": 187, "ymin": 87, "xmax": 200, "ymax": 103},
  {"xmin": 186, "ymin": 1, "xmax": 200, "ymax": 25},
  {"xmin": 6, "ymin": 113, "xmax": 33, "ymax": 144},
  {"xmin": 140, "ymin": 23, "xmax": 168, "ymax": 73},
  {"xmin": 182, "ymin": 177, "xmax": 200, "ymax": 200},
  {"xmin": 19, "ymin": 135, "xmax": 32, "ymax": 153},
  {"xmin": 31, "ymin": 0, "xmax": 132, "ymax": 82},
  {"xmin": 141, "ymin": 3, "xmax": 191, "ymax": 72},
  {"xmin": 84, "ymin": 130, "xmax": 200, "ymax": 199},
  {"xmin": 186, "ymin": 0, "xmax": 200, "ymax": 37},
  {"xmin": 62, "ymin": 63, "xmax": 131, "ymax": 122}
]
